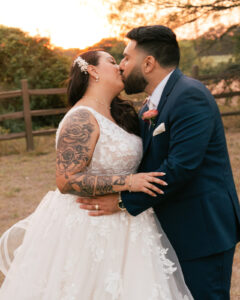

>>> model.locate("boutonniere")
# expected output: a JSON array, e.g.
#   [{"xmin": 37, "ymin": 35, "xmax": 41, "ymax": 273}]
[{"xmin": 142, "ymin": 109, "xmax": 158, "ymax": 127}]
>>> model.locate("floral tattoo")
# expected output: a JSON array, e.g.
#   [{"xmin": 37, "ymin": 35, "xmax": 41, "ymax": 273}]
[{"xmin": 56, "ymin": 109, "xmax": 127, "ymax": 196}]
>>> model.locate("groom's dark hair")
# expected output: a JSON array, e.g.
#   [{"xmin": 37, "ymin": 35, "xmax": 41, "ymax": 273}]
[{"xmin": 126, "ymin": 25, "xmax": 180, "ymax": 67}]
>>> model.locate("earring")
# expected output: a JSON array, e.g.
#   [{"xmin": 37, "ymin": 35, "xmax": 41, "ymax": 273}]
[{"xmin": 96, "ymin": 76, "xmax": 99, "ymax": 82}]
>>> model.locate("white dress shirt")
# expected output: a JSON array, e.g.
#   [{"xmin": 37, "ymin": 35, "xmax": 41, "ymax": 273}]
[{"xmin": 148, "ymin": 70, "xmax": 175, "ymax": 110}]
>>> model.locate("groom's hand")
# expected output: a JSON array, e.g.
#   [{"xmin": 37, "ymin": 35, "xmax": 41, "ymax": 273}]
[{"xmin": 76, "ymin": 194, "xmax": 120, "ymax": 216}]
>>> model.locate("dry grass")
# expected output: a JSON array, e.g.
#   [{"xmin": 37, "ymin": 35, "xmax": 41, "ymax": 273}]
[
  {"xmin": 0, "ymin": 136, "xmax": 56, "ymax": 232},
  {"xmin": 0, "ymin": 132, "xmax": 239, "ymax": 298}
]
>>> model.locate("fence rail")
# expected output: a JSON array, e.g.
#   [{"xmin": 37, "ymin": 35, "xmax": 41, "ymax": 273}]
[
  {"xmin": 0, "ymin": 90, "xmax": 22, "ymax": 99},
  {"xmin": 0, "ymin": 74, "xmax": 240, "ymax": 151},
  {"xmin": 0, "ymin": 79, "xmax": 68, "ymax": 150}
]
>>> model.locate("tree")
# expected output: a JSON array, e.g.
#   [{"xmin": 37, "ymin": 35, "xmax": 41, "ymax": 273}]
[
  {"xmin": 108, "ymin": 0, "xmax": 240, "ymax": 37},
  {"xmin": 233, "ymin": 28, "xmax": 240, "ymax": 63},
  {"xmin": 0, "ymin": 25, "xmax": 71, "ymax": 132},
  {"xmin": 82, "ymin": 38, "xmax": 126, "ymax": 62},
  {"xmin": 0, "ymin": 26, "xmax": 70, "ymax": 92},
  {"xmin": 178, "ymin": 40, "xmax": 197, "ymax": 74}
]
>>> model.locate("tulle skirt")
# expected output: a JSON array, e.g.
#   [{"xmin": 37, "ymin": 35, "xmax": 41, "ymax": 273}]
[{"xmin": 0, "ymin": 189, "xmax": 192, "ymax": 300}]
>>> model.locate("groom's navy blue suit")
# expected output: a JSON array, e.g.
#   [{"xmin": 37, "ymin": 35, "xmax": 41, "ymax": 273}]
[{"xmin": 122, "ymin": 68, "xmax": 240, "ymax": 299}]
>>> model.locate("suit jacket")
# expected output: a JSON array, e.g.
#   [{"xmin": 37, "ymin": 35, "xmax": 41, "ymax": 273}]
[{"xmin": 122, "ymin": 68, "xmax": 240, "ymax": 261}]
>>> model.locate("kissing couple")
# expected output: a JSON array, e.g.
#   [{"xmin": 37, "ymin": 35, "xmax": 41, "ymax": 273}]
[{"xmin": 0, "ymin": 25, "xmax": 239, "ymax": 300}]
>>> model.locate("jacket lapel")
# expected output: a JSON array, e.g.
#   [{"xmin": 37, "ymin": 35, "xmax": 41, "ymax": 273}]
[
  {"xmin": 142, "ymin": 68, "xmax": 183, "ymax": 156},
  {"xmin": 138, "ymin": 103, "xmax": 149, "ymax": 137}
]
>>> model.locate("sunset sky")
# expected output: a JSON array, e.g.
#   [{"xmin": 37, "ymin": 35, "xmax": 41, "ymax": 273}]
[
  {"xmin": 0, "ymin": 0, "xmax": 239, "ymax": 49},
  {"xmin": 0, "ymin": 0, "xmax": 115, "ymax": 49}
]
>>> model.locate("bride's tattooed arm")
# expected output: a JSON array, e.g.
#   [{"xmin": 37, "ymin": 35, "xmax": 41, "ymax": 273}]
[{"xmin": 56, "ymin": 109, "xmax": 128, "ymax": 196}]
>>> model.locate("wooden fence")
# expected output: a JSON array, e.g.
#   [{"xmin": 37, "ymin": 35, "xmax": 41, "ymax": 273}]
[
  {"xmin": 0, "ymin": 79, "xmax": 68, "ymax": 151},
  {"xmin": 0, "ymin": 73, "xmax": 240, "ymax": 151},
  {"xmin": 192, "ymin": 65, "xmax": 240, "ymax": 116}
]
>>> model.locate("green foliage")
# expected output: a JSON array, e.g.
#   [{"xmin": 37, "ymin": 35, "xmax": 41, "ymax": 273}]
[
  {"xmin": 0, "ymin": 26, "xmax": 71, "ymax": 90},
  {"xmin": 0, "ymin": 125, "xmax": 10, "ymax": 134},
  {"xmin": 83, "ymin": 38, "xmax": 126, "ymax": 63},
  {"xmin": 108, "ymin": 40, "xmax": 126, "ymax": 63},
  {"xmin": 179, "ymin": 40, "xmax": 197, "ymax": 75},
  {"xmin": 0, "ymin": 25, "xmax": 71, "ymax": 132},
  {"xmin": 233, "ymin": 30, "xmax": 240, "ymax": 63},
  {"xmin": 178, "ymin": 28, "xmax": 240, "ymax": 76},
  {"xmin": 0, "ymin": 28, "xmax": 126, "ymax": 133},
  {"xmin": 1, "ymin": 25, "xmax": 239, "ymax": 134}
]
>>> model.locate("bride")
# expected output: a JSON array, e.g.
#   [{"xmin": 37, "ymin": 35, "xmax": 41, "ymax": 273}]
[{"xmin": 0, "ymin": 50, "xmax": 193, "ymax": 299}]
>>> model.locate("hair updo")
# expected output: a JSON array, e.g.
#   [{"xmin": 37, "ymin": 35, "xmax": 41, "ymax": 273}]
[{"xmin": 67, "ymin": 50, "xmax": 140, "ymax": 136}]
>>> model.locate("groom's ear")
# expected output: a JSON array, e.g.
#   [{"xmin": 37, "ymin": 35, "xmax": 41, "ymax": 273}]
[{"xmin": 142, "ymin": 56, "xmax": 156, "ymax": 74}]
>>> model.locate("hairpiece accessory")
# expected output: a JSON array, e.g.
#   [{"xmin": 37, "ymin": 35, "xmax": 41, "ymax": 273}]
[{"xmin": 73, "ymin": 56, "xmax": 88, "ymax": 74}]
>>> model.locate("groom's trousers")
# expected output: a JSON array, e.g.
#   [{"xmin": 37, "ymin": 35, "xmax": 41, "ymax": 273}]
[{"xmin": 180, "ymin": 246, "xmax": 236, "ymax": 300}]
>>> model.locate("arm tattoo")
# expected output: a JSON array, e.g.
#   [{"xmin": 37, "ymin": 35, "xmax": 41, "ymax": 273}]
[
  {"xmin": 66, "ymin": 174, "xmax": 127, "ymax": 197},
  {"xmin": 56, "ymin": 110, "xmax": 94, "ymax": 179},
  {"xmin": 70, "ymin": 175, "xmax": 96, "ymax": 197},
  {"xmin": 95, "ymin": 176, "xmax": 114, "ymax": 194},
  {"xmin": 57, "ymin": 109, "xmax": 128, "ymax": 196}
]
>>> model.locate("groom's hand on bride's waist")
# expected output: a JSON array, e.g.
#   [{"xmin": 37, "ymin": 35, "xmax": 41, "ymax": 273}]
[{"xmin": 76, "ymin": 194, "xmax": 121, "ymax": 216}]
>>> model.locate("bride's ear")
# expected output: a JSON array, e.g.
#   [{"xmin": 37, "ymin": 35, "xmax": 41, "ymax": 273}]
[{"xmin": 87, "ymin": 65, "xmax": 99, "ymax": 82}]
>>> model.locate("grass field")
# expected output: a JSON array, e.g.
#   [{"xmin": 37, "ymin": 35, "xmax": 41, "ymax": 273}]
[{"xmin": 0, "ymin": 129, "xmax": 239, "ymax": 298}]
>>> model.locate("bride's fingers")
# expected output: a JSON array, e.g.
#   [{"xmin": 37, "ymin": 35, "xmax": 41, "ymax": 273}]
[
  {"xmin": 142, "ymin": 187, "xmax": 157, "ymax": 197},
  {"xmin": 147, "ymin": 176, "xmax": 168, "ymax": 186},
  {"xmin": 147, "ymin": 172, "xmax": 166, "ymax": 177},
  {"xmin": 145, "ymin": 183, "xmax": 164, "ymax": 195}
]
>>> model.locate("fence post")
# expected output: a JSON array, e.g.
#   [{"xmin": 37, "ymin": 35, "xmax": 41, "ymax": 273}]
[
  {"xmin": 21, "ymin": 79, "xmax": 34, "ymax": 151},
  {"xmin": 192, "ymin": 65, "xmax": 199, "ymax": 78}
]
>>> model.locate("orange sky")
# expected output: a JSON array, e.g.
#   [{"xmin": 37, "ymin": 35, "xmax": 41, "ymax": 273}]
[
  {"xmin": 175, "ymin": 6, "xmax": 240, "ymax": 39},
  {"xmin": 0, "ymin": 0, "xmax": 115, "ymax": 49},
  {"xmin": 0, "ymin": 0, "xmax": 239, "ymax": 49}
]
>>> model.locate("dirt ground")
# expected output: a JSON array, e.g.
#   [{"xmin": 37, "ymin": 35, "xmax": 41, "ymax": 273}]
[{"xmin": 0, "ymin": 133, "xmax": 240, "ymax": 298}]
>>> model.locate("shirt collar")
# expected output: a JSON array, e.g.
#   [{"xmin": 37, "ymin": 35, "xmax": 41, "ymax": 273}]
[{"xmin": 149, "ymin": 70, "xmax": 175, "ymax": 108}]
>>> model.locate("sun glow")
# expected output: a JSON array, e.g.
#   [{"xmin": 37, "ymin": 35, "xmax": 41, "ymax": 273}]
[
  {"xmin": 175, "ymin": 7, "xmax": 240, "ymax": 39},
  {"xmin": 0, "ymin": 0, "xmax": 115, "ymax": 49},
  {"xmin": 0, "ymin": 0, "xmax": 239, "ymax": 49}
]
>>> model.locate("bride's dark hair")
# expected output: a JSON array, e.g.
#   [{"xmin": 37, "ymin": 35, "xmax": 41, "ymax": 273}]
[{"xmin": 67, "ymin": 50, "xmax": 140, "ymax": 136}]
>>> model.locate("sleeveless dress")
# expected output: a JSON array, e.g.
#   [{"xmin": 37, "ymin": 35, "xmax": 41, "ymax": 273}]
[{"xmin": 0, "ymin": 106, "xmax": 193, "ymax": 300}]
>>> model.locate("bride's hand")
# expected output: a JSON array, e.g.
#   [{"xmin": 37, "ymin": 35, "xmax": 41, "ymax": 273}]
[{"xmin": 128, "ymin": 172, "xmax": 167, "ymax": 197}]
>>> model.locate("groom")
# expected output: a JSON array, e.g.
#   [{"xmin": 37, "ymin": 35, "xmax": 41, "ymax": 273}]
[{"xmin": 78, "ymin": 25, "xmax": 240, "ymax": 299}]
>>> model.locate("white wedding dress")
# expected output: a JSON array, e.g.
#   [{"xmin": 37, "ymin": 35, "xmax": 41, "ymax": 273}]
[{"xmin": 0, "ymin": 106, "xmax": 193, "ymax": 300}]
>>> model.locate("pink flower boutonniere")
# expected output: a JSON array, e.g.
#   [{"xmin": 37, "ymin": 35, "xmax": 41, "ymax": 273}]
[{"xmin": 142, "ymin": 109, "xmax": 158, "ymax": 127}]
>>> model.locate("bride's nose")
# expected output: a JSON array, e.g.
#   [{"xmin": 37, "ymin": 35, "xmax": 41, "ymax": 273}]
[
  {"xmin": 119, "ymin": 61, "xmax": 125, "ymax": 74},
  {"xmin": 116, "ymin": 65, "xmax": 121, "ymax": 73}
]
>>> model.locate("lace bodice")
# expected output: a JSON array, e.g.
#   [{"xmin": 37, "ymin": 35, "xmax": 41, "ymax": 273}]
[{"xmin": 56, "ymin": 106, "xmax": 143, "ymax": 176}]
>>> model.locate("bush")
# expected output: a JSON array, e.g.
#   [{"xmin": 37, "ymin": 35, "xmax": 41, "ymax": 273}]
[{"xmin": 0, "ymin": 26, "xmax": 71, "ymax": 132}]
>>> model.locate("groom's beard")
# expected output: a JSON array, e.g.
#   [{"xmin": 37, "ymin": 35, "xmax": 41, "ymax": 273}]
[{"xmin": 123, "ymin": 66, "xmax": 148, "ymax": 95}]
